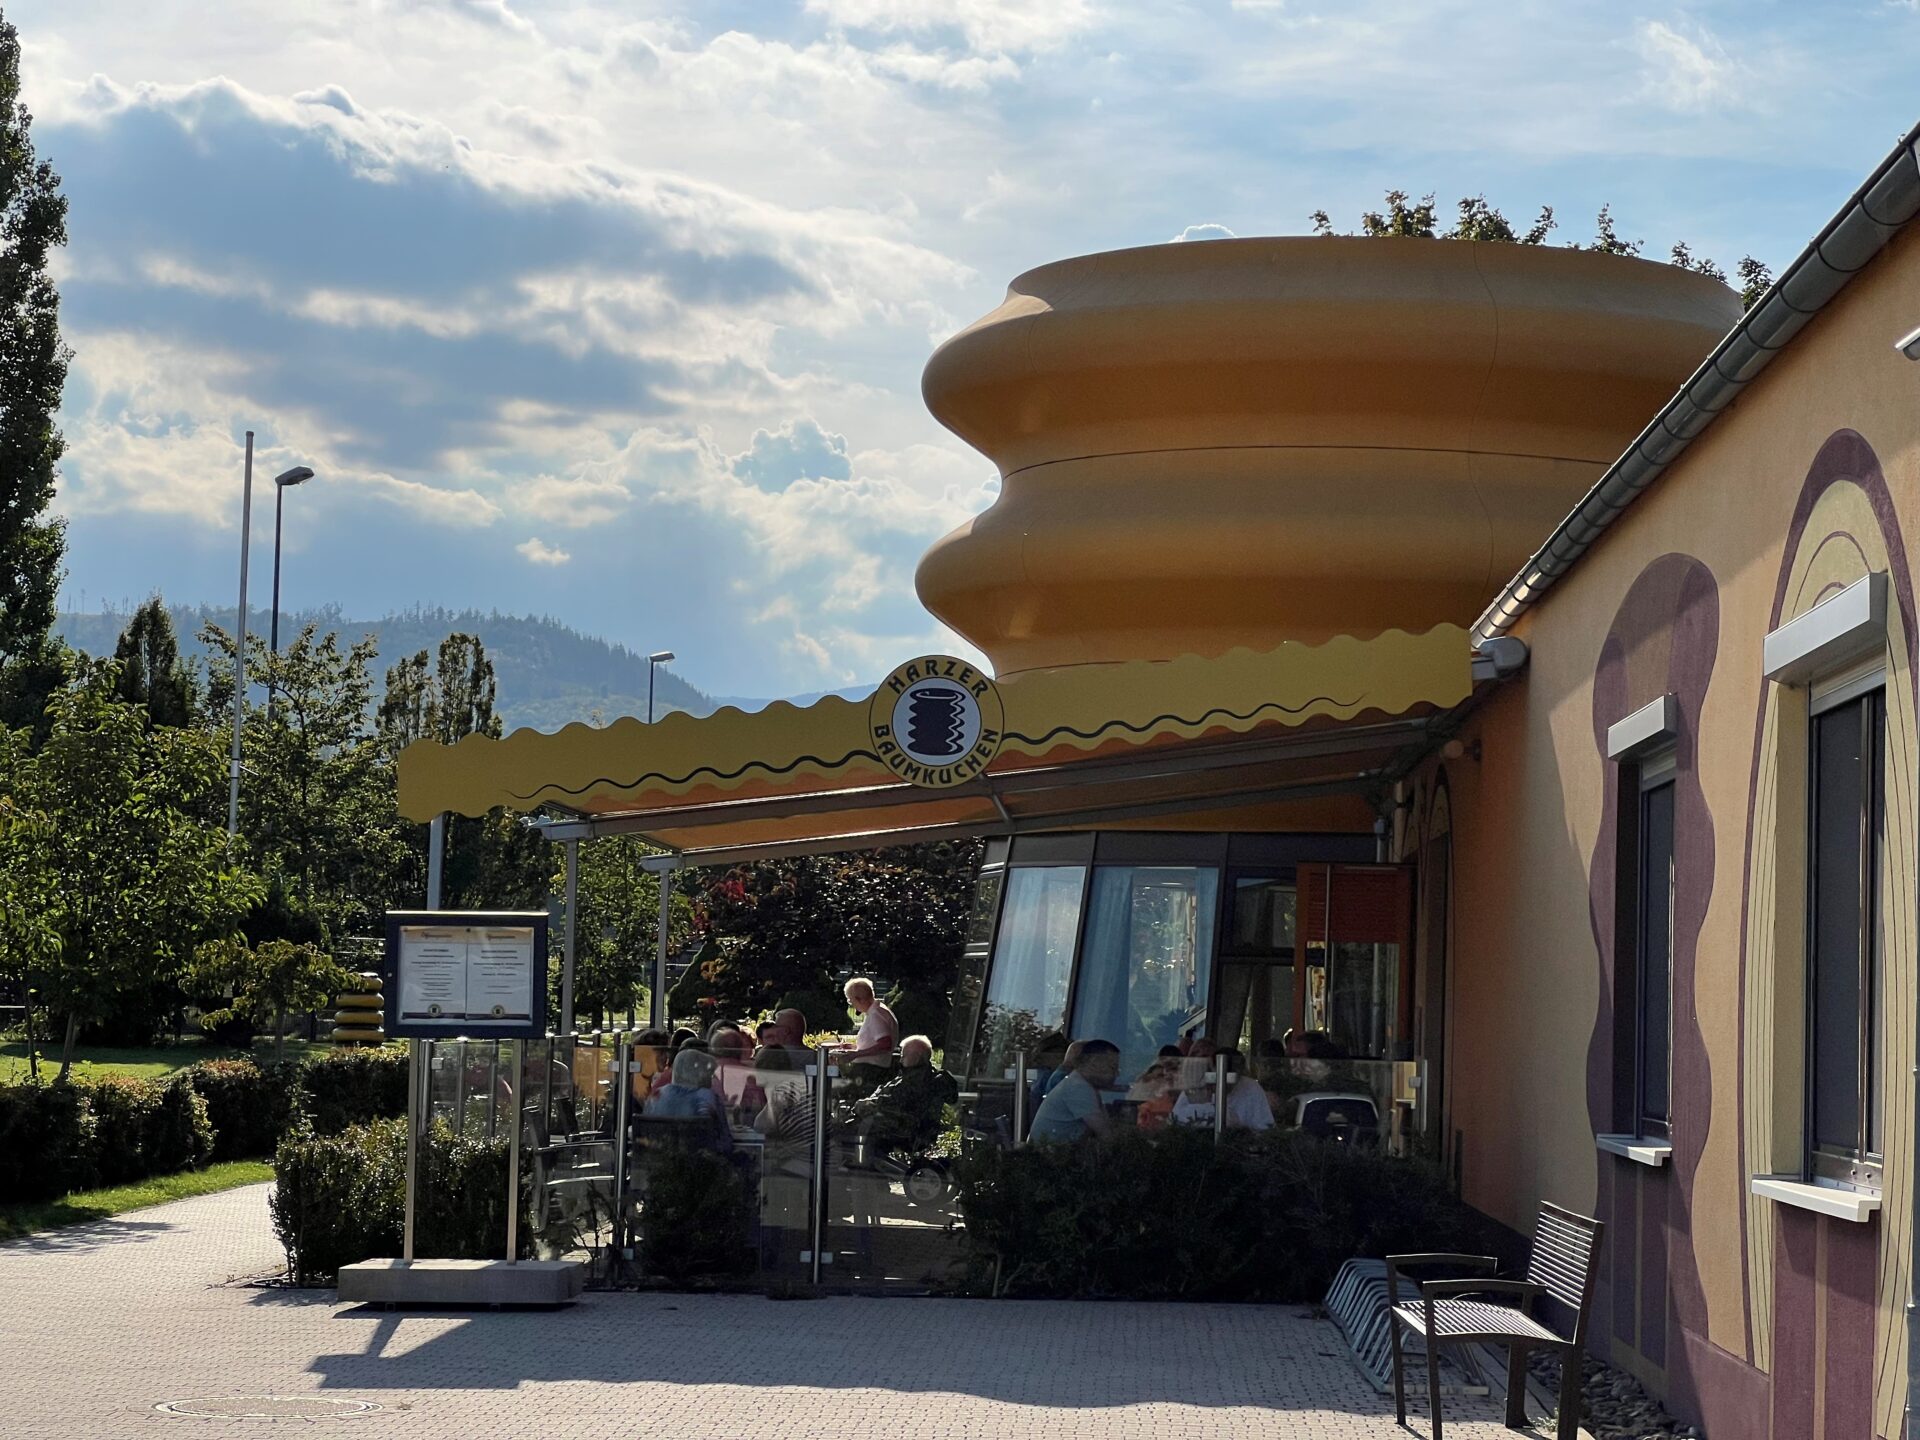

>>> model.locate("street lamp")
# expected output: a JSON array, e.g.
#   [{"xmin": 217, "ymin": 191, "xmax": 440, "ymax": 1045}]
[
  {"xmin": 224, "ymin": 440, "xmax": 316, "ymax": 847},
  {"xmin": 647, "ymin": 650, "xmax": 675, "ymax": 723},
  {"xmin": 265, "ymin": 465, "xmax": 315, "ymax": 729},
  {"xmin": 269, "ymin": 466, "xmax": 315, "ymax": 657}
]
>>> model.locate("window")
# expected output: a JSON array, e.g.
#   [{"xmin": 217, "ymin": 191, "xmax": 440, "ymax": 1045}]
[
  {"xmin": 971, "ymin": 866, "xmax": 1086, "ymax": 1078},
  {"xmin": 1069, "ymin": 867, "xmax": 1218, "ymax": 1080},
  {"xmin": 1214, "ymin": 874, "xmax": 1298, "ymax": 1058},
  {"xmin": 1807, "ymin": 681, "xmax": 1885, "ymax": 1189},
  {"xmin": 1633, "ymin": 760, "xmax": 1675, "ymax": 1139}
]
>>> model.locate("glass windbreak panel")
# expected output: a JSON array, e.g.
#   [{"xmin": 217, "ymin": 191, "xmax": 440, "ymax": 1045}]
[
  {"xmin": 1324, "ymin": 942, "xmax": 1400, "ymax": 1061},
  {"xmin": 973, "ymin": 866, "xmax": 1086, "ymax": 1077},
  {"xmin": 1810, "ymin": 698, "xmax": 1866, "ymax": 1158},
  {"xmin": 1214, "ymin": 962, "xmax": 1295, "ymax": 1064},
  {"xmin": 1230, "ymin": 878, "xmax": 1296, "ymax": 954},
  {"xmin": 1069, "ymin": 867, "xmax": 1219, "ymax": 1081}
]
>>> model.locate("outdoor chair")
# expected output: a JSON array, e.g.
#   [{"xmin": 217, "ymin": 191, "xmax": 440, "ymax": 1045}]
[{"xmin": 1385, "ymin": 1202, "xmax": 1604, "ymax": 1440}]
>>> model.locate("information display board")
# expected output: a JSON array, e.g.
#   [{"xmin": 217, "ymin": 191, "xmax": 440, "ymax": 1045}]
[{"xmin": 382, "ymin": 910, "xmax": 549, "ymax": 1039}]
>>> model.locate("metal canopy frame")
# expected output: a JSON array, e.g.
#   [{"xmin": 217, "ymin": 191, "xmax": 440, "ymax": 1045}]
[{"xmin": 530, "ymin": 709, "xmax": 1450, "ymax": 865}]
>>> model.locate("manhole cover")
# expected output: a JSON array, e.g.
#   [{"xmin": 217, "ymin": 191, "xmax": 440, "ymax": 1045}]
[{"xmin": 155, "ymin": 1396, "xmax": 386, "ymax": 1421}]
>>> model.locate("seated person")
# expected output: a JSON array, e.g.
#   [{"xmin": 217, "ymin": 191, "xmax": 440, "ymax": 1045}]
[
  {"xmin": 1028, "ymin": 1039, "xmax": 1120, "ymax": 1143},
  {"xmin": 1218, "ymin": 1048, "xmax": 1275, "ymax": 1131},
  {"xmin": 1026, "ymin": 1031, "xmax": 1069, "ymax": 1118},
  {"xmin": 1169, "ymin": 1038, "xmax": 1219, "ymax": 1127},
  {"xmin": 644, "ymin": 1047, "xmax": 733, "ymax": 1153},
  {"xmin": 1128, "ymin": 1055, "xmax": 1182, "ymax": 1130},
  {"xmin": 849, "ymin": 1035, "xmax": 956, "ymax": 1154}
]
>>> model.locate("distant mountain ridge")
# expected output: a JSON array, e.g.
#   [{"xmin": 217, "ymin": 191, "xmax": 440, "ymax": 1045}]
[{"xmin": 54, "ymin": 604, "xmax": 721, "ymax": 734}]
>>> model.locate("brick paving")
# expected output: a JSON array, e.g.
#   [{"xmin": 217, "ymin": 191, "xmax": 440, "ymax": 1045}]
[{"xmin": 0, "ymin": 1182, "xmax": 1561, "ymax": 1439}]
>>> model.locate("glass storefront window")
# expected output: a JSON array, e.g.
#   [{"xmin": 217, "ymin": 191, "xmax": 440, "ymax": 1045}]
[
  {"xmin": 1324, "ymin": 941, "xmax": 1402, "ymax": 1060},
  {"xmin": 973, "ymin": 866, "xmax": 1086, "ymax": 1077},
  {"xmin": 1231, "ymin": 877, "xmax": 1296, "ymax": 954},
  {"xmin": 1215, "ymin": 961, "xmax": 1295, "ymax": 1061},
  {"xmin": 1069, "ymin": 867, "xmax": 1219, "ymax": 1081}
]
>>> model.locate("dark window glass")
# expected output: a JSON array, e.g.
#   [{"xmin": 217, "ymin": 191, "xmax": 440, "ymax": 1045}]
[
  {"xmin": 1069, "ymin": 867, "xmax": 1218, "ymax": 1079},
  {"xmin": 1808, "ymin": 687, "xmax": 1883, "ymax": 1180},
  {"xmin": 971, "ymin": 866, "xmax": 1085, "ymax": 1078},
  {"xmin": 1636, "ymin": 780, "xmax": 1674, "ymax": 1135},
  {"xmin": 1229, "ymin": 877, "xmax": 1296, "ymax": 955}
]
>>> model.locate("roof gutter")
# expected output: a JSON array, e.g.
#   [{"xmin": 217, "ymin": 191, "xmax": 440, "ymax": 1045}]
[{"xmin": 1472, "ymin": 119, "xmax": 1920, "ymax": 646}]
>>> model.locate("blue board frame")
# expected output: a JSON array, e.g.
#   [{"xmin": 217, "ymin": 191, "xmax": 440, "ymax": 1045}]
[{"xmin": 383, "ymin": 910, "xmax": 550, "ymax": 1040}]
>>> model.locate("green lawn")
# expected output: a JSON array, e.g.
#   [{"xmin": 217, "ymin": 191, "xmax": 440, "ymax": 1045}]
[
  {"xmin": 0, "ymin": 1160, "xmax": 275, "ymax": 1242},
  {"xmin": 0, "ymin": 1036, "xmax": 334, "ymax": 1084}
]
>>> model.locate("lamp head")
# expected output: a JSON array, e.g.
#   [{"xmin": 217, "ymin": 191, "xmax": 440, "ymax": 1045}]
[
  {"xmin": 273, "ymin": 465, "xmax": 315, "ymax": 487},
  {"xmin": 649, "ymin": 650, "xmax": 675, "ymax": 664},
  {"xmin": 1897, "ymin": 324, "xmax": 1920, "ymax": 361}
]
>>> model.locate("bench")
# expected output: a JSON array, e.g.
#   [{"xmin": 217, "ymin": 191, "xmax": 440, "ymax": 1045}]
[{"xmin": 1386, "ymin": 1202, "xmax": 1604, "ymax": 1439}]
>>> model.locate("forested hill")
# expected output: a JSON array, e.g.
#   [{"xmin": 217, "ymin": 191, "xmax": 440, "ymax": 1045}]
[{"xmin": 54, "ymin": 604, "xmax": 717, "ymax": 734}]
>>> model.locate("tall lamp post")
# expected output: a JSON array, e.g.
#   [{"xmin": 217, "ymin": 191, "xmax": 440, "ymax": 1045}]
[
  {"xmin": 647, "ymin": 649, "xmax": 675, "ymax": 723},
  {"xmin": 266, "ymin": 465, "xmax": 315, "ymax": 726},
  {"xmin": 224, "ymin": 438, "xmax": 317, "ymax": 847}
]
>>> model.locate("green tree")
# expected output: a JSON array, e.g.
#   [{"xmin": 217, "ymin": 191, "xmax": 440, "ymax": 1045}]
[
  {"xmin": 568, "ymin": 836, "xmax": 696, "ymax": 1025},
  {"xmin": 112, "ymin": 597, "xmax": 196, "ymax": 727},
  {"xmin": 0, "ymin": 735, "xmax": 57, "ymax": 1078},
  {"xmin": 679, "ymin": 842, "xmax": 980, "ymax": 1032},
  {"xmin": 1668, "ymin": 241, "xmax": 1727, "ymax": 284},
  {"xmin": 206, "ymin": 622, "xmax": 408, "ymax": 942},
  {"xmin": 1587, "ymin": 203, "xmax": 1641, "ymax": 257},
  {"xmin": 189, "ymin": 936, "xmax": 358, "ymax": 1062},
  {"xmin": 379, "ymin": 632, "xmax": 545, "ymax": 913},
  {"xmin": 4, "ymin": 662, "xmax": 261, "ymax": 1078},
  {"xmin": 0, "ymin": 14, "xmax": 68, "ymax": 661},
  {"xmin": 1738, "ymin": 254, "xmax": 1774, "ymax": 310}
]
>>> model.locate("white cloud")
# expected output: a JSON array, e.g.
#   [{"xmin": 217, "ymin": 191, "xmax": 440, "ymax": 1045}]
[
  {"xmin": 804, "ymin": 0, "xmax": 1095, "ymax": 55},
  {"xmin": 1172, "ymin": 222, "xmax": 1237, "ymax": 241},
  {"xmin": 1631, "ymin": 19, "xmax": 1747, "ymax": 113},
  {"xmin": 516, "ymin": 536, "xmax": 572, "ymax": 565}
]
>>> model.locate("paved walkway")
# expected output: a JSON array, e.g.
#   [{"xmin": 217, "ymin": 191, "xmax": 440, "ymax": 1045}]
[{"xmin": 0, "ymin": 1182, "xmax": 1560, "ymax": 1439}]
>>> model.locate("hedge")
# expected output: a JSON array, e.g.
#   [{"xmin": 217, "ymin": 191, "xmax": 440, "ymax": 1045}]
[
  {"xmin": 0, "ymin": 1074, "xmax": 214, "ymax": 1203},
  {"xmin": 271, "ymin": 1118, "xmax": 520, "ymax": 1284},
  {"xmin": 0, "ymin": 1047, "xmax": 411, "ymax": 1207},
  {"xmin": 953, "ymin": 1127, "xmax": 1514, "ymax": 1302}
]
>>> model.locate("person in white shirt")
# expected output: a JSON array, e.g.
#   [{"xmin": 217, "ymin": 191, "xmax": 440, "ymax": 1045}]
[{"xmin": 835, "ymin": 976, "xmax": 897, "ymax": 1090}]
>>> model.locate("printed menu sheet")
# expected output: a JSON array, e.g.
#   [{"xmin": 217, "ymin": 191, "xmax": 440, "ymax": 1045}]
[{"xmin": 397, "ymin": 924, "xmax": 535, "ymax": 1027}]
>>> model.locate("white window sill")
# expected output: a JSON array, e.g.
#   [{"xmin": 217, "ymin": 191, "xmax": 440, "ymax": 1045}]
[
  {"xmin": 1596, "ymin": 1134, "xmax": 1673, "ymax": 1167},
  {"xmin": 1749, "ymin": 1175, "xmax": 1881, "ymax": 1223}
]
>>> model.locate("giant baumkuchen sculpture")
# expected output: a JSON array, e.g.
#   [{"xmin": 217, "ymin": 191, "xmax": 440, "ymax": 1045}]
[{"xmin": 917, "ymin": 236, "xmax": 1742, "ymax": 676}]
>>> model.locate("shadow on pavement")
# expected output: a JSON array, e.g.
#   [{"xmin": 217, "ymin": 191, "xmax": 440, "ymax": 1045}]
[{"xmin": 288, "ymin": 1291, "xmax": 1410, "ymax": 1414}]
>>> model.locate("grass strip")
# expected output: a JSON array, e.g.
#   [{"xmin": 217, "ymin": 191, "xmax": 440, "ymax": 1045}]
[{"xmin": 0, "ymin": 1160, "xmax": 274, "ymax": 1241}]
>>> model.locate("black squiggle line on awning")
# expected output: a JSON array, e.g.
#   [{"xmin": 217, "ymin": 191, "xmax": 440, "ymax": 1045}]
[
  {"xmin": 506, "ymin": 749, "xmax": 884, "ymax": 803},
  {"xmin": 1002, "ymin": 696, "xmax": 1362, "ymax": 750}
]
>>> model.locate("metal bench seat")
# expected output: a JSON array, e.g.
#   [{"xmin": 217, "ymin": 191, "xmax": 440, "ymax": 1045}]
[
  {"xmin": 1391, "ymin": 1298, "xmax": 1561, "ymax": 1346},
  {"xmin": 1386, "ymin": 1202, "xmax": 1604, "ymax": 1440}
]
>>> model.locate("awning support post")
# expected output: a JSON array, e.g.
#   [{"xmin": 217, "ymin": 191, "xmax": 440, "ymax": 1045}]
[{"xmin": 560, "ymin": 839, "xmax": 579, "ymax": 1032}]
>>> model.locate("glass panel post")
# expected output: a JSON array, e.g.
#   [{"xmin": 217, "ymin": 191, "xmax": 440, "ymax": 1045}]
[
  {"xmin": 504, "ymin": 1038, "xmax": 524, "ymax": 1263},
  {"xmin": 1212, "ymin": 1060, "xmax": 1228, "ymax": 1141},
  {"xmin": 610, "ymin": 1034, "xmax": 632, "ymax": 1267},
  {"xmin": 810, "ymin": 1044, "xmax": 832, "ymax": 1284},
  {"xmin": 1012, "ymin": 1051, "xmax": 1028, "ymax": 1147}
]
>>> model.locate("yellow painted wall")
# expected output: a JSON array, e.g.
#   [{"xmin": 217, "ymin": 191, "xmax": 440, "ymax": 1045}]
[{"xmin": 1427, "ymin": 219, "xmax": 1920, "ymax": 1437}]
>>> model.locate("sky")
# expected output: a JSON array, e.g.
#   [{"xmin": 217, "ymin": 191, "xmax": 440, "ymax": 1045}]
[{"xmin": 13, "ymin": 0, "xmax": 1920, "ymax": 698}]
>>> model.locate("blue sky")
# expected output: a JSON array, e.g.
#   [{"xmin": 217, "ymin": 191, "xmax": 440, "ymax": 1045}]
[{"xmin": 15, "ymin": 0, "xmax": 1920, "ymax": 697}]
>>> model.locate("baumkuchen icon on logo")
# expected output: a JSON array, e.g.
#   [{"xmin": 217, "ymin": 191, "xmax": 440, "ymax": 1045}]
[{"xmin": 869, "ymin": 656, "xmax": 1004, "ymax": 788}]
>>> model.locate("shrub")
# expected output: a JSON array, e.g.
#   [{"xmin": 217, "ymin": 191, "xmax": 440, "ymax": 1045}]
[
  {"xmin": 70, "ymin": 1074, "xmax": 213, "ymax": 1187},
  {"xmin": 294, "ymin": 1047, "xmax": 408, "ymax": 1135},
  {"xmin": 271, "ymin": 1117, "xmax": 519, "ymax": 1284},
  {"xmin": 637, "ymin": 1147, "xmax": 754, "ymax": 1283},
  {"xmin": 188, "ymin": 1059, "xmax": 299, "ymax": 1160},
  {"xmin": 84, "ymin": 1075, "xmax": 167, "ymax": 1187},
  {"xmin": 0, "ymin": 1081, "xmax": 97, "ymax": 1203},
  {"xmin": 954, "ymin": 1128, "xmax": 1507, "ymax": 1302}
]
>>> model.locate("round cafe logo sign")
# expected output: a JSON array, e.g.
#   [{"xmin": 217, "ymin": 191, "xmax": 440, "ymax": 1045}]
[{"xmin": 869, "ymin": 656, "xmax": 1004, "ymax": 788}]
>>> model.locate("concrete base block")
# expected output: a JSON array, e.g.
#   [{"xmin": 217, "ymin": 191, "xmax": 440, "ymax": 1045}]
[{"xmin": 337, "ymin": 1258, "xmax": 585, "ymax": 1307}]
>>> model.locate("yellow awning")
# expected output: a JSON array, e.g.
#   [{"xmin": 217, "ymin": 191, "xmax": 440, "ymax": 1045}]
[{"xmin": 396, "ymin": 625, "xmax": 1472, "ymax": 856}]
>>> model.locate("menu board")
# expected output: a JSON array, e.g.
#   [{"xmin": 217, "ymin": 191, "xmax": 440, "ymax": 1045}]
[{"xmin": 386, "ymin": 912, "xmax": 547, "ymax": 1037}]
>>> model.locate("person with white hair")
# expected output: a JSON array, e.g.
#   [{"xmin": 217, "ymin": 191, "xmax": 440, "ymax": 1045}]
[
  {"xmin": 835, "ymin": 976, "xmax": 898, "ymax": 1088},
  {"xmin": 850, "ymin": 1034, "xmax": 955, "ymax": 1155}
]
